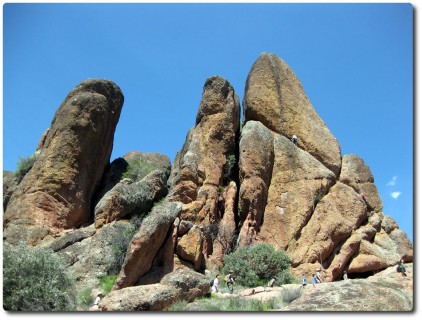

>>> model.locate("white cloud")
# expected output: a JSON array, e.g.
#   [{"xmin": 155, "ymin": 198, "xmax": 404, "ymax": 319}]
[
  {"xmin": 387, "ymin": 176, "xmax": 398, "ymax": 186},
  {"xmin": 391, "ymin": 191, "xmax": 401, "ymax": 199}
]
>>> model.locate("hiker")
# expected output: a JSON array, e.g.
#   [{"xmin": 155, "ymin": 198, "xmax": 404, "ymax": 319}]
[
  {"xmin": 267, "ymin": 277, "xmax": 276, "ymax": 288},
  {"xmin": 301, "ymin": 275, "xmax": 307, "ymax": 289},
  {"xmin": 225, "ymin": 270, "xmax": 236, "ymax": 294},
  {"xmin": 291, "ymin": 134, "xmax": 298, "ymax": 146},
  {"xmin": 343, "ymin": 270, "xmax": 348, "ymax": 280},
  {"xmin": 397, "ymin": 259, "xmax": 407, "ymax": 277},
  {"xmin": 312, "ymin": 274, "xmax": 317, "ymax": 288},
  {"xmin": 212, "ymin": 274, "xmax": 220, "ymax": 293},
  {"xmin": 316, "ymin": 269, "xmax": 323, "ymax": 283}
]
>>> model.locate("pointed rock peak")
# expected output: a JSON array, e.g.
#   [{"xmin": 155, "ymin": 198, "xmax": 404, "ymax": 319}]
[
  {"xmin": 243, "ymin": 52, "xmax": 341, "ymax": 176},
  {"xmin": 196, "ymin": 75, "xmax": 238, "ymax": 125}
]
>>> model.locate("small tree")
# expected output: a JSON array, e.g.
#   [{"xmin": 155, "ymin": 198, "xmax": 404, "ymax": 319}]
[
  {"xmin": 14, "ymin": 153, "xmax": 39, "ymax": 183},
  {"xmin": 222, "ymin": 243, "xmax": 295, "ymax": 287},
  {"xmin": 3, "ymin": 243, "xmax": 76, "ymax": 311}
]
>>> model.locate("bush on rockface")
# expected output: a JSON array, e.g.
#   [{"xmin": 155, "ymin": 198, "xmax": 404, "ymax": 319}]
[
  {"xmin": 222, "ymin": 243, "xmax": 295, "ymax": 287},
  {"xmin": 121, "ymin": 157, "xmax": 162, "ymax": 182},
  {"xmin": 14, "ymin": 153, "xmax": 39, "ymax": 183},
  {"xmin": 3, "ymin": 243, "xmax": 76, "ymax": 311}
]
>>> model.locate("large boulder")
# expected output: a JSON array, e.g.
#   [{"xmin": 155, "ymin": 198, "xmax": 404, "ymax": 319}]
[
  {"xmin": 99, "ymin": 269, "xmax": 209, "ymax": 311},
  {"xmin": 243, "ymin": 52, "xmax": 341, "ymax": 176},
  {"xmin": 94, "ymin": 169, "xmax": 169, "ymax": 228},
  {"xmin": 113, "ymin": 201, "xmax": 182, "ymax": 290},
  {"xmin": 3, "ymin": 79, "xmax": 124, "ymax": 245}
]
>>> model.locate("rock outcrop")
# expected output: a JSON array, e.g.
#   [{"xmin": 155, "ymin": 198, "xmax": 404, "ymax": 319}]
[
  {"xmin": 243, "ymin": 52, "xmax": 342, "ymax": 176},
  {"xmin": 168, "ymin": 75, "xmax": 240, "ymax": 268},
  {"xmin": 282, "ymin": 263, "xmax": 413, "ymax": 311},
  {"xmin": 99, "ymin": 269, "xmax": 209, "ymax": 311},
  {"xmin": 2, "ymin": 52, "xmax": 413, "ymax": 312},
  {"xmin": 3, "ymin": 79, "xmax": 124, "ymax": 245},
  {"xmin": 113, "ymin": 201, "xmax": 182, "ymax": 290},
  {"xmin": 94, "ymin": 169, "xmax": 169, "ymax": 228}
]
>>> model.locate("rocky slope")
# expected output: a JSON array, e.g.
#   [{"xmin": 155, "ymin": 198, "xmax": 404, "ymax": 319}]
[{"xmin": 3, "ymin": 52, "xmax": 413, "ymax": 311}]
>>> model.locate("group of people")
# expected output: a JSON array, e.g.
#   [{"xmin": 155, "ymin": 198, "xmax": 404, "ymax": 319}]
[
  {"xmin": 301, "ymin": 269, "xmax": 323, "ymax": 289},
  {"xmin": 211, "ymin": 270, "xmax": 236, "ymax": 294}
]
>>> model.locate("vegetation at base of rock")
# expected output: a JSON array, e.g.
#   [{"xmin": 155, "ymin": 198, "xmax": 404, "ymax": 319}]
[
  {"xmin": 165, "ymin": 295, "xmax": 278, "ymax": 312},
  {"xmin": 3, "ymin": 243, "xmax": 76, "ymax": 311},
  {"xmin": 281, "ymin": 286, "xmax": 302, "ymax": 304},
  {"xmin": 121, "ymin": 158, "xmax": 162, "ymax": 181},
  {"xmin": 78, "ymin": 288, "xmax": 94, "ymax": 308},
  {"xmin": 105, "ymin": 223, "xmax": 137, "ymax": 274},
  {"xmin": 99, "ymin": 275, "xmax": 118, "ymax": 295},
  {"xmin": 223, "ymin": 243, "xmax": 295, "ymax": 287},
  {"xmin": 14, "ymin": 153, "xmax": 38, "ymax": 183}
]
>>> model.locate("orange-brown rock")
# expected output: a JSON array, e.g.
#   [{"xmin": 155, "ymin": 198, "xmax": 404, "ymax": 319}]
[
  {"xmin": 340, "ymin": 154, "xmax": 383, "ymax": 212},
  {"xmin": 176, "ymin": 226, "xmax": 204, "ymax": 271},
  {"xmin": 258, "ymin": 133, "xmax": 336, "ymax": 251},
  {"xmin": 168, "ymin": 76, "xmax": 240, "ymax": 217},
  {"xmin": 4, "ymin": 79, "xmax": 124, "ymax": 245},
  {"xmin": 291, "ymin": 182, "xmax": 367, "ymax": 267},
  {"xmin": 238, "ymin": 121, "xmax": 274, "ymax": 246},
  {"xmin": 347, "ymin": 215, "xmax": 414, "ymax": 273},
  {"xmin": 243, "ymin": 52, "xmax": 341, "ymax": 176}
]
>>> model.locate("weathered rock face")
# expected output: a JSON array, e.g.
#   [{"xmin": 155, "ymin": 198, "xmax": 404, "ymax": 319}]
[
  {"xmin": 168, "ymin": 75, "xmax": 240, "ymax": 268},
  {"xmin": 282, "ymin": 263, "xmax": 413, "ymax": 311},
  {"xmin": 99, "ymin": 269, "xmax": 209, "ymax": 311},
  {"xmin": 243, "ymin": 52, "xmax": 341, "ymax": 176},
  {"xmin": 4, "ymin": 79, "xmax": 124, "ymax": 245},
  {"xmin": 2, "ymin": 53, "xmax": 413, "ymax": 312},
  {"xmin": 256, "ymin": 133, "xmax": 336, "ymax": 252},
  {"xmin": 113, "ymin": 201, "xmax": 182, "ymax": 290},
  {"xmin": 94, "ymin": 169, "xmax": 169, "ymax": 228},
  {"xmin": 237, "ymin": 121, "xmax": 274, "ymax": 246},
  {"xmin": 3, "ymin": 171, "xmax": 18, "ymax": 211}
]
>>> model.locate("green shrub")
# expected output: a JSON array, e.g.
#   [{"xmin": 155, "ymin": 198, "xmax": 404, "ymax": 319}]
[
  {"xmin": 281, "ymin": 286, "xmax": 302, "ymax": 304},
  {"xmin": 222, "ymin": 243, "xmax": 295, "ymax": 287},
  {"xmin": 78, "ymin": 288, "xmax": 94, "ymax": 308},
  {"xmin": 3, "ymin": 243, "xmax": 76, "ymax": 311},
  {"xmin": 14, "ymin": 153, "xmax": 38, "ymax": 183},
  {"xmin": 99, "ymin": 275, "xmax": 118, "ymax": 295},
  {"xmin": 121, "ymin": 158, "xmax": 161, "ymax": 181},
  {"xmin": 106, "ymin": 223, "xmax": 137, "ymax": 275}
]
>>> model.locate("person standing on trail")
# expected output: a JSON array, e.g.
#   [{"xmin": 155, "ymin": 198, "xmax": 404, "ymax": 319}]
[
  {"xmin": 267, "ymin": 277, "xmax": 276, "ymax": 288},
  {"xmin": 316, "ymin": 269, "xmax": 323, "ymax": 283},
  {"xmin": 212, "ymin": 274, "xmax": 220, "ymax": 293},
  {"xmin": 312, "ymin": 274, "xmax": 318, "ymax": 288},
  {"xmin": 226, "ymin": 270, "xmax": 236, "ymax": 294},
  {"xmin": 397, "ymin": 259, "xmax": 407, "ymax": 277},
  {"xmin": 301, "ymin": 274, "xmax": 307, "ymax": 289}
]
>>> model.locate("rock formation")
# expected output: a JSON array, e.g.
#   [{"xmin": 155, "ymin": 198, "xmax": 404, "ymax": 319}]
[
  {"xmin": 4, "ymin": 79, "xmax": 124, "ymax": 245},
  {"xmin": 2, "ymin": 53, "xmax": 413, "ymax": 311}
]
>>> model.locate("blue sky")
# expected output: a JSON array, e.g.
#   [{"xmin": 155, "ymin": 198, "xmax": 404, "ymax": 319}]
[{"xmin": 2, "ymin": 3, "xmax": 414, "ymax": 242}]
